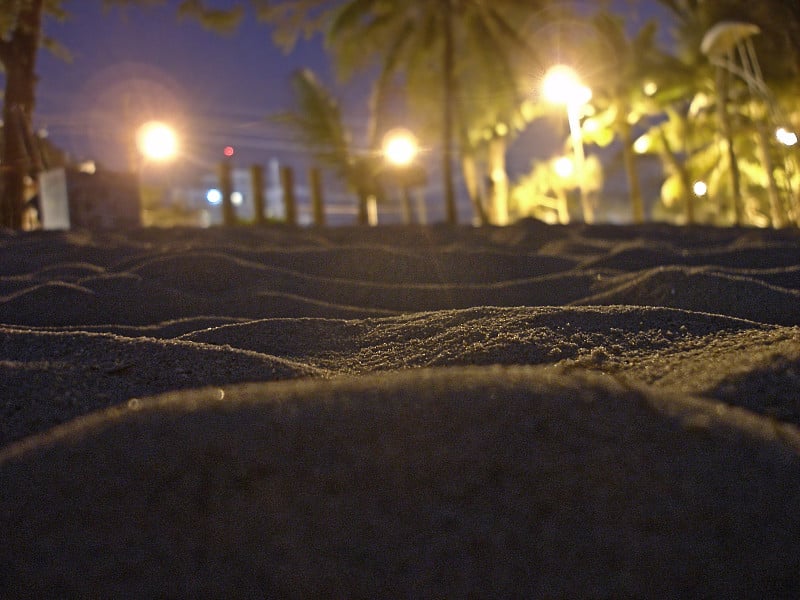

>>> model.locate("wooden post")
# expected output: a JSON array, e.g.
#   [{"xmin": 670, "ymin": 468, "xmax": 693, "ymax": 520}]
[
  {"xmin": 280, "ymin": 165, "xmax": 297, "ymax": 225},
  {"xmin": 309, "ymin": 166, "xmax": 325, "ymax": 226},
  {"xmin": 250, "ymin": 164, "xmax": 266, "ymax": 225},
  {"xmin": 219, "ymin": 160, "xmax": 236, "ymax": 226},
  {"xmin": 401, "ymin": 187, "xmax": 413, "ymax": 224}
]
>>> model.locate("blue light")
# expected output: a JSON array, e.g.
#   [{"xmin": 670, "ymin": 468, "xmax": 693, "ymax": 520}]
[{"xmin": 206, "ymin": 188, "xmax": 222, "ymax": 205}]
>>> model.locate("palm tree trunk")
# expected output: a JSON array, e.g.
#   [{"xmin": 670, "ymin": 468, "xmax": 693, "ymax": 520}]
[
  {"xmin": 657, "ymin": 128, "xmax": 695, "ymax": 224},
  {"xmin": 0, "ymin": 0, "xmax": 44, "ymax": 230},
  {"xmin": 716, "ymin": 64, "xmax": 743, "ymax": 226},
  {"xmin": 441, "ymin": 0, "xmax": 457, "ymax": 224},
  {"xmin": 356, "ymin": 191, "xmax": 369, "ymax": 225},
  {"xmin": 756, "ymin": 126, "xmax": 787, "ymax": 228},
  {"xmin": 488, "ymin": 136, "xmax": 509, "ymax": 225},
  {"xmin": 461, "ymin": 151, "xmax": 488, "ymax": 225},
  {"xmin": 619, "ymin": 117, "xmax": 645, "ymax": 224},
  {"xmin": 367, "ymin": 70, "xmax": 393, "ymax": 152}
]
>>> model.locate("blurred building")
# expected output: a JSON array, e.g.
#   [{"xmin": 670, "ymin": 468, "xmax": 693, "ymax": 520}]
[{"xmin": 38, "ymin": 166, "xmax": 141, "ymax": 229}]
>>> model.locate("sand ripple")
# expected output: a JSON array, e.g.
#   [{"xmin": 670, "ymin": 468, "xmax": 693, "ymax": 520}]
[{"xmin": 1, "ymin": 221, "xmax": 799, "ymax": 596}]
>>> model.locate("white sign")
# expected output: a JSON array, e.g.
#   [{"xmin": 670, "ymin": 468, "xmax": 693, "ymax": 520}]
[{"xmin": 38, "ymin": 168, "xmax": 70, "ymax": 230}]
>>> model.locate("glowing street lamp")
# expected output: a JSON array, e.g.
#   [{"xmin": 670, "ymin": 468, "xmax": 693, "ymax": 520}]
[
  {"xmin": 542, "ymin": 65, "xmax": 592, "ymax": 107},
  {"xmin": 383, "ymin": 128, "xmax": 419, "ymax": 167},
  {"xmin": 136, "ymin": 120, "xmax": 179, "ymax": 162},
  {"xmin": 382, "ymin": 128, "xmax": 426, "ymax": 224},
  {"xmin": 542, "ymin": 65, "xmax": 594, "ymax": 223}
]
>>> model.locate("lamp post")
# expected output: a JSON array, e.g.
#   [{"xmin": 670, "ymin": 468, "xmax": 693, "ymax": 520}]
[
  {"xmin": 542, "ymin": 66, "xmax": 594, "ymax": 224},
  {"xmin": 135, "ymin": 120, "xmax": 179, "ymax": 225},
  {"xmin": 382, "ymin": 128, "xmax": 426, "ymax": 224}
]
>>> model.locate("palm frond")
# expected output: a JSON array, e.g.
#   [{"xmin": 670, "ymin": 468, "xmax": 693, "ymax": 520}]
[{"xmin": 272, "ymin": 69, "xmax": 353, "ymax": 177}]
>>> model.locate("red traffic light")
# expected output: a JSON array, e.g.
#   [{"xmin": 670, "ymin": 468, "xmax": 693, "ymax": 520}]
[{"xmin": 223, "ymin": 145, "xmax": 235, "ymax": 157}]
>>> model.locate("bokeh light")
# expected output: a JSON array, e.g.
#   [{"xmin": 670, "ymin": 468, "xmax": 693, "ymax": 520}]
[
  {"xmin": 206, "ymin": 189, "xmax": 222, "ymax": 204},
  {"xmin": 693, "ymin": 181, "xmax": 708, "ymax": 197},
  {"xmin": 542, "ymin": 65, "xmax": 592, "ymax": 106},
  {"xmin": 776, "ymin": 127, "xmax": 798, "ymax": 146},
  {"xmin": 382, "ymin": 129, "xmax": 419, "ymax": 167},
  {"xmin": 136, "ymin": 121, "xmax": 179, "ymax": 161},
  {"xmin": 553, "ymin": 156, "xmax": 575, "ymax": 178}
]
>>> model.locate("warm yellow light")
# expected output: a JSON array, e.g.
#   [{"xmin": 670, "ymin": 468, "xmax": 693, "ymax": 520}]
[
  {"xmin": 776, "ymin": 127, "xmax": 798, "ymax": 146},
  {"xmin": 542, "ymin": 65, "xmax": 592, "ymax": 106},
  {"xmin": 136, "ymin": 121, "xmax": 179, "ymax": 161},
  {"xmin": 633, "ymin": 135, "xmax": 651, "ymax": 154},
  {"xmin": 553, "ymin": 156, "xmax": 575, "ymax": 178},
  {"xmin": 693, "ymin": 181, "xmax": 708, "ymax": 196},
  {"xmin": 382, "ymin": 128, "xmax": 418, "ymax": 167},
  {"xmin": 643, "ymin": 80, "xmax": 658, "ymax": 96}
]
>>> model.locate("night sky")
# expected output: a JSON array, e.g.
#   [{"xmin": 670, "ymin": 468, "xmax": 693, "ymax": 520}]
[
  {"xmin": 36, "ymin": 2, "xmax": 343, "ymax": 175},
  {"xmin": 32, "ymin": 1, "xmax": 670, "ymax": 189}
]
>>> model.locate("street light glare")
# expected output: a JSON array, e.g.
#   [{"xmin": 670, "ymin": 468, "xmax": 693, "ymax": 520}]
[
  {"xmin": 383, "ymin": 129, "xmax": 419, "ymax": 167},
  {"xmin": 542, "ymin": 65, "xmax": 592, "ymax": 106},
  {"xmin": 553, "ymin": 156, "xmax": 574, "ymax": 178},
  {"xmin": 137, "ymin": 121, "xmax": 179, "ymax": 161}
]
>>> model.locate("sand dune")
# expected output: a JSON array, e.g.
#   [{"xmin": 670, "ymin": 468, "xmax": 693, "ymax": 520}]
[{"xmin": 1, "ymin": 220, "xmax": 799, "ymax": 596}]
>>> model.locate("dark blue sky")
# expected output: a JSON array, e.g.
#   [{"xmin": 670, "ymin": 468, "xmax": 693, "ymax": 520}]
[
  {"xmin": 36, "ymin": 2, "xmax": 346, "ymax": 174},
  {"xmin": 34, "ymin": 1, "xmax": 670, "ymax": 180}
]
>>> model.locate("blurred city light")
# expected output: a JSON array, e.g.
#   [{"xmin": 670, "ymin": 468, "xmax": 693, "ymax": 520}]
[
  {"xmin": 206, "ymin": 188, "xmax": 222, "ymax": 204},
  {"xmin": 382, "ymin": 129, "xmax": 419, "ymax": 167},
  {"xmin": 224, "ymin": 145, "xmax": 235, "ymax": 157},
  {"xmin": 136, "ymin": 121, "xmax": 179, "ymax": 161}
]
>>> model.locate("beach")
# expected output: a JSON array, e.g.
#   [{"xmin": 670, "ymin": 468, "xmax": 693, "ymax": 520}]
[{"xmin": 1, "ymin": 220, "xmax": 799, "ymax": 596}]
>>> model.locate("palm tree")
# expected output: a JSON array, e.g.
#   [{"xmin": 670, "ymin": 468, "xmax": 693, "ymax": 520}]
[
  {"xmin": 655, "ymin": 0, "xmax": 800, "ymax": 226},
  {"xmin": 273, "ymin": 69, "xmax": 381, "ymax": 224},
  {"xmin": 0, "ymin": 0, "xmax": 45, "ymax": 229},
  {"xmin": 324, "ymin": 0, "xmax": 552, "ymax": 225},
  {"xmin": 575, "ymin": 14, "xmax": 677, "ymax": 224},
  {"xmin": 0, "ymin": 0, "xmax": 245, "ymax": 229}
]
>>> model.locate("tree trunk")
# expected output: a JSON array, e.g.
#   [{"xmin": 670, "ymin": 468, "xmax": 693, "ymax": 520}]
[
  {"xmin": 441, "ymin": 0, "xmax": 457, "ymax": 225},
  {"xmin": 0, "ymin": 0, "xmax": 44, "ymax": 230},
  {"xmin": 756, "ymin": 126, "xmax": 787, "ymax": 228},
  {"xmin": 716, "ymin": 65, "xmax": 743, "ymax": 226},
  {"xmin": 488, "ymin": 136, "xmax": 509, "ymax": 225},
  {"xmin": 460, "ymin": 151, "xmax": 488, "ymax": 225},
  {"xmin": 367, "ymin": 70, "xmax": 393, "ymax": 152},
  {"xmin": 657, "ymin": 128, "xmax": 695, "ymax": 224},
  {"xmin": 619, "ymin": 117, "xmax": 645, "ymax": 224}
]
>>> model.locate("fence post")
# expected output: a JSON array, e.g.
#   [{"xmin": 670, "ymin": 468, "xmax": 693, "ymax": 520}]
[
  {"xmin": 250, "ymin": 164, "xmax": 266, "ymax": 225},
  {"xmin": 280, "ymin": 165, "xmax": 297, "ymax": 225},
  {"xmin": 309, "ymin": 166, "xmax": 325, "ymax": 226},
  {"xmin": 219, "ymin": 160, "xmax": 236, "ymax": 226}
]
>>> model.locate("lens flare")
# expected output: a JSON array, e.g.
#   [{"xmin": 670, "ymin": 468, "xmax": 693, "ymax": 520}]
[
  {"xmin": 136, "ymin": 121, "xmax": 179, "ymax": 161},
  {"xmin": 383, "ymin": 129, "xmax": 419, "ymax": 167}
]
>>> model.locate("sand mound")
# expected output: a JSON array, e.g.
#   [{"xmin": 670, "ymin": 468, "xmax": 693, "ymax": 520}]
[
  {"xmin": 1, "ymin": 221, "xmax": 799, "ymax": 596},
  {"xmin": 2, "ymin": 366, "xmax": 799, "ymax": 598}
]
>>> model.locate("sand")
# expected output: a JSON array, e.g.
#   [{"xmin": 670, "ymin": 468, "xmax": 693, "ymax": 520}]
[{"xmin": 1, "ymin": 220, "xmax": 799, "ymax": 596}]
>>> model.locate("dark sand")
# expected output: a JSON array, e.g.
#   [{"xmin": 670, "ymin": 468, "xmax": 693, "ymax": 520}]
[{"xmin": 1, "ymin": 221, "xmax": 799, "ymax": 597}]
